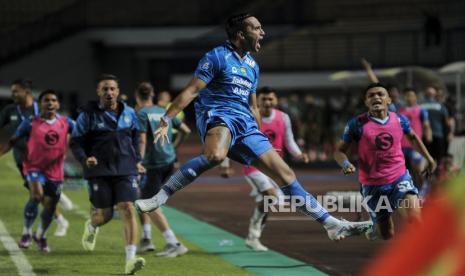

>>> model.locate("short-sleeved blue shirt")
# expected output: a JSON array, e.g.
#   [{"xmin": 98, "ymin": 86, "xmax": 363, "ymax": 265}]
[{"xmin": 193, "ymin": 41, "xmax": 259, "ymax": 124}]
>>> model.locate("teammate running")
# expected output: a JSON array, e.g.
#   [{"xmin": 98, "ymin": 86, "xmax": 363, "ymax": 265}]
[
  {"xmin": 0, "ymin": 89, "xmax": 74, "ymax": 252},
  {"xmin": 334, "ymin": 83, "xmax": 436, "ymax": 240},
  {"xmin": 134, "ymin": 82, "xmax": 191, "ymax": 257}
]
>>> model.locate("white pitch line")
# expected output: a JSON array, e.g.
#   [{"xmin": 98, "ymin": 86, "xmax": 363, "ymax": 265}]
[
  {"xmin": 6, "ymin": 161, "xmax": 16, "ymax": 171},
  {"xmin": 267, "ymin": 216, "xmax": 311, "ymax": 221},
  {"xmin": 0, "ymin": 220, "xmax": 36, "ymax": 276}
]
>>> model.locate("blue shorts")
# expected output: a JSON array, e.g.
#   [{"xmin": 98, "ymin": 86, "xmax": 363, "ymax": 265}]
[
  {"xmin": 402, "ymin": 147, "xmax": 424, "ymax": 165},
  {"xmin": 26, "ymin": 171, "xmax": 63, "ymax": 199},
  {"xmin": 361, "ymin": 171, "xmax": 418, "ymax": 224},
  {"xmin": 196, "ymin": 113, "xmax": 272, "ymax": 165},
  {"xmin": 87, "ymin": 176, "xmax": 138, "ymax": 209}
]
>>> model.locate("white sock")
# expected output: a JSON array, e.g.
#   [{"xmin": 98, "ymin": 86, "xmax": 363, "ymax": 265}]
[
  {"xmin": 156, "ymin": 190, "xmax": 169, "ymax": 205},
  {"xmin": 322, "ymin": 216, "xmax": 341, "ymax": 229},
  {"xmin": 251, "ymin": 207, "xmax": 266, "ymax": 225},
  {"xmin": 56, "ymin": 214, "xmax": 66, "ymax": 224},
  {"xmin": 36, "ymin": 222, "xmax": 44, "ymax": 238},
  {"xmin": 162, "ymin": 229, "xmax": 179, "ymax": 245},
  {"xmin": 142, "ymin": 224, "xmax": 152, "ymax": 240},
  {"xmin": 248, "ymin": 207, "xmax": 266, "ymax": 239},
  {"xmin": 22, "ymin": 226, "xmax": 32, "ymax": 235},
  {"xmin": 125, "ymin": 245, "xmax": 137, "ymax": 260},
  {"xmin": 88, "ymin": 223, "xmax": 98, "ymax": 233}
]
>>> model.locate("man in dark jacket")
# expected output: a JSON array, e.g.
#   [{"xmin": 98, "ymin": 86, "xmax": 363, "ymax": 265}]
[{"xmin": 70, "ymin": 74, "xmax": 145, "ymax": 275}]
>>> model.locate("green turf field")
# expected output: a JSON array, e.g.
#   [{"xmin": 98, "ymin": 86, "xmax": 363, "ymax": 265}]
[
  {"xmin": 0, "ymin": 153, "xmax": 326, "ymax": 276},
  {"xmin": 0, "ymin": 153, "xmax": 251, "ymax": 276}
]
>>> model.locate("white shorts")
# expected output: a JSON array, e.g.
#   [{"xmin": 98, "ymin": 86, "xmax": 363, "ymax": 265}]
[{"xmin": 244, "ymin": 171, "xmax": 283, "ymax": 202}]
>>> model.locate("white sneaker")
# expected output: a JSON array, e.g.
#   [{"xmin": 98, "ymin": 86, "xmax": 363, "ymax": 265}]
[
  {"xmin": 326, "ymin": 219, "xmax": 373, "ymax": 241},
  {"xmin": 54, "ymin": 218, "xmax": 69, "ymax": 237},
  {"xmin": 134, "ymin": 197, "xmax": 161, "ymax": 214},
  {"xmin": 82, "ymin": 220, "xmax": 99, "ymax": 251},
  {"xmin": 137, "ymin": 238, "xmax": 155, "ymax": 252},
  {"xmin": 245, "ymin": 238, "xmax": 268, "ymax": 251},
  {"xmin": 156, "ymin": 243, "xmax": 188, "ymax": 257},
  {"xmin": 59, "ymin": 193, "xmax": 74, "ymax": 210},
  {"xmin": 125, "ymin": 256, "xmax": 145, "ymax": 275}
]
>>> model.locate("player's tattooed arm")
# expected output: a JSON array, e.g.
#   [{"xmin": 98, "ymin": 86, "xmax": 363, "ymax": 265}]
[
  {"xmin": 155, "ymin": 77, "xmax": 205, "ymax": 145},
  {"xmin": 406, "ymin": 130, "xmax": 436, "ymax": 175},
  {"xmin": 334, "ymin": 140, "xmax": 356, "ymax": 175},
  {"xmin": 165, "ymin": 77, "xmax": 205, "ymax": 120}
]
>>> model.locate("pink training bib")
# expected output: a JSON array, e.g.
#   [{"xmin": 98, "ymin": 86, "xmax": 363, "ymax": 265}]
[
  {"xmin": 243, "ymin": 109, "xmax": 286, "ymax": 175},
  {"xmin": 398, "ymin": 105, "xmax": 423, "ymax": 148},
  {"xmin": 23, "ymin": 116, "xmax": 70, "ymax": 181},
  {"xmin": 357, "ymin": 112, "xmax": 406, "ymax": 185}
]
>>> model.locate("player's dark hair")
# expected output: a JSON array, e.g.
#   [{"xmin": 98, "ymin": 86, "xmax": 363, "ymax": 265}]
[
  {"xmin": 364, "ymin": 83, "xmax": 388, "ymax": 98},
  {"xmin": 96, "ymin": 74, "xmax": 119, "ymax": 86},
  {"xmin": 225, "ymin": 13, "xmax": 253, "ymax": 40},
  {"xmin": 258, "ymin": 86, "xmax": 276, "ymax": 95},
  {"xmin": 38, "ymin": 89, "xmax": 59, "ymax": 103},
  {"xmin": 11, "ymin": 78, "xmax": 33, "ymax": 92},
  {"xmin": 135, "ymin": 82, "xmax": 154, "ymax": 101}
]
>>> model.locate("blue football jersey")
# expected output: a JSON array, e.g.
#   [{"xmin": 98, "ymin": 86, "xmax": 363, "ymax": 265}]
[{"xmin": 193, "ymin": 42, "xmax": 259, "ymax": 123}]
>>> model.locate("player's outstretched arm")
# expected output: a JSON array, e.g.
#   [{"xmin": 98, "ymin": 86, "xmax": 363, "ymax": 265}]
[
  {"xmin": 1, "ymin": 118, "xmax": 31, "ymax": 158},
  {"xmin": 0, "ymin": 136, "xmax": 18, "ymax": 158},
  {"xmin": 154, "ymin": 77, "xmax": 205, "ymax": 145},
  {"xmin": 334, "ymin": 140, "xmax": 356, "ymax": 175},
  {"xmin": 361, "ymin": 58, "xmax": 379, "ymax": 83},
  {"xmin": 282, "ymin": 112, "xmax": 309, "ymax": 163},
  {"xmin": 406, "ymin": 130, "xmax": 436, "ymax": 175},
  {"xmin": 165, "ymin": 77, "xmax": 205, "ymax": 119},
  {"xmin": 423, "ymin": 121, "xmax": 433, "ymax": 143}
]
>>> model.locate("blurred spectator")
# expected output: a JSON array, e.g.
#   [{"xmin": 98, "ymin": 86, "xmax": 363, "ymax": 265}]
[
  {"xmin": 157, "ymin": 90, "xmax": 171, "ymax": 108},
  {"xmin": 387, "ymin": 85, "xmax": 404, "ymax": 112},
  {"xmin": 301, "ymin": 95, "xmax": 323, "ymax": 161},
  {"xmin": 420, "ymin": 86, "xmax": 451, "ymax": 166}
]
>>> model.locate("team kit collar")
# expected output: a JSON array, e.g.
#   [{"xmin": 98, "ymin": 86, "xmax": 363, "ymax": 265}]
[
  {"xmin": 367, "ymin": 112, "xmax": 390, "ymax": 125},
  {"xmin": 225, "ymin": 40, "xmax": 250, "ymax": 61}
]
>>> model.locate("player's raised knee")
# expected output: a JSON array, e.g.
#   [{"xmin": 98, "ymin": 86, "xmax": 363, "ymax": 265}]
[{"xmin": 204, "ymin": 152, "xmax": 227, "ymax": 165}]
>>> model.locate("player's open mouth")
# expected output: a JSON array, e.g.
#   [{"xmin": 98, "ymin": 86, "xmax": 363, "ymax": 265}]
[{"xmin": 372, "ymin": 100, "xmax": 382, "ymax": 108}]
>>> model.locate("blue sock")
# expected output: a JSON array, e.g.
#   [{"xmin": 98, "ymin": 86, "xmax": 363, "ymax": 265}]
[
  {"xmin": 24, "ymin": 200, "xmax": 39, "ymax": 230},
  {"xmin": 281, "ymin": 179, "xmax": 330, "ymax": 222},
  {"xmin": 37, "ymin": 209, "xmax": 54, "ymax": 238},
  {"xmin": 162, "ymin": 155, "xmax": 214, "ymax": 195}
]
